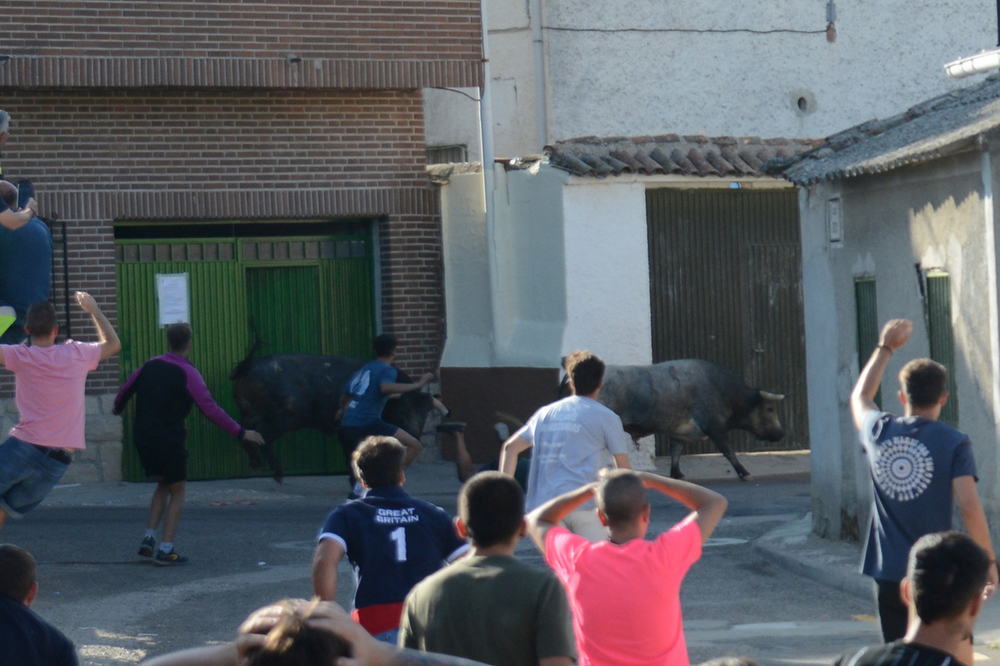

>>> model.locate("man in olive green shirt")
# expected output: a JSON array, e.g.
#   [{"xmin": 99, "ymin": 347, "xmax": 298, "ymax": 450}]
[{"xmin": 399, "ymin": 472, "xmax": 575, "ymax": 666}]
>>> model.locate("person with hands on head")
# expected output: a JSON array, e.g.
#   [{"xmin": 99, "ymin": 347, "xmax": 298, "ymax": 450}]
[
  {"xmin": 337, "ymin": 333, "xmax": 434, "ymax": 497},
  {"xmin": 141, "ymin": 599, "xmax": 491, "ymax": 666},
  {"xmin": 851, "ymin": 318, "xmax": 998, "ymax": 643},
  {"xmin": 0, "ymin": 294, "xmax": 119, "ymax": 533},
  {"xmin": 525, "ymin": 469, "xmax": 726, "ymax": 666},
  {"xmin": 114, "ymin": 322, "xmax": 266, "ymax": 566},
  {"xmin": 500, "ymin": 350, "xmax": 632, "ymax": 542}
]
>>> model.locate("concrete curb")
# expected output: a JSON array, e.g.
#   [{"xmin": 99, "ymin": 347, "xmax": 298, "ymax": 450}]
[{"xmin": 752, "ymin": 514, "xmax": 872, "ymax": 601}]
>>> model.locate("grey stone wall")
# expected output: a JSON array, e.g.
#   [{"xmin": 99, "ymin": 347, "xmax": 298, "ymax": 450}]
[{"xmin": 0, "ymin": 393, "xmax": 123, "ymax": 483}]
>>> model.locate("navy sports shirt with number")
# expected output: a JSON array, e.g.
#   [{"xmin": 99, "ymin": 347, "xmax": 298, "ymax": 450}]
[{"xmin": 318, "ymin": 485, "xmax": 469, "ymax": 633}]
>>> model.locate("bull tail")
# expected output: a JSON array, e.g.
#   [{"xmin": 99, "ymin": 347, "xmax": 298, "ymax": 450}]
[{"xmin": 230, "ymin": 320, "xmax": 266, "ymax": 380}]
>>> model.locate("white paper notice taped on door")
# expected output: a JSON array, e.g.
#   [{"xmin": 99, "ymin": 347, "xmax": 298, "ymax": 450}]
[{"xmin": 156, "ymin": 273, "xmax": 190, "ymax": 327}]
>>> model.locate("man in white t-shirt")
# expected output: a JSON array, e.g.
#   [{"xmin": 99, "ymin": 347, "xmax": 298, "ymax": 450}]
[{"xmin": 500, "ymin": 350, "xmax": 632, "ymax": 541}]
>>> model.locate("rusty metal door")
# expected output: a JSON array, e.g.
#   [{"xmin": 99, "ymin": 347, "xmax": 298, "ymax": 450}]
[{"xmin": 646, "ymin": 187, "xmax": 809, "ymax": 454}]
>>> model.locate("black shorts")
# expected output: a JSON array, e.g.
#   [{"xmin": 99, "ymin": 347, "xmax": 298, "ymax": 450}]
[
  {"xmin": 339, "ymin": 419, "xmax": 400, "ymax": 447},
  {"xmin": 135, "ymin": 441, "xmax": 188, "ymax": 485}
]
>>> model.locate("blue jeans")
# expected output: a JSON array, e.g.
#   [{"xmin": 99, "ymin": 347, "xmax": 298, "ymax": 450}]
[{"xmin": 0, "ymin": 436, "xmax": 70, "ymax": 517}]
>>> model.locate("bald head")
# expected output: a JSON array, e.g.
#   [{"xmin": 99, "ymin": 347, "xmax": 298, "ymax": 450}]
[
  {"xmin": 0, "ymin": 180, "xmax": 17, "ymax": 209},
  {"xmin": 597, "ymin": 470, "xmax": 649, "ymax": 527}
]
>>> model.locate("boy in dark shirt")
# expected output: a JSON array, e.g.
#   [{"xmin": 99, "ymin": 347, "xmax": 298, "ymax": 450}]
[{"xmin": 0, "ymin": 544, "xmax": 77, "ymax": 666}]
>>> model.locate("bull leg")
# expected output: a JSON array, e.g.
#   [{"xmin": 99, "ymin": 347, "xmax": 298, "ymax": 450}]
[
  {"xmin": 260, "ymin": 442, "xmax": 284, "ymax": 484},
  {"xmin": 709, "ymin": 431, "xmax": 751, "ymax": 481},
  {"xmin": 669, "ymin": 439, "xmax": 685, "ymax": 479},
  {"xmin": 237, "ymin": 436, "xmax": 264, "ymax": 473}
]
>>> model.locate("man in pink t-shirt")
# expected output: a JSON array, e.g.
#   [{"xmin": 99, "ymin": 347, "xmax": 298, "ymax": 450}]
[
  {"xmin": 526, "ymin": 470, "xmax": 728, "ymax": 666},
  {"xmin": 0, "ymin": 294, "xmax": 120, "ymax": 532}
]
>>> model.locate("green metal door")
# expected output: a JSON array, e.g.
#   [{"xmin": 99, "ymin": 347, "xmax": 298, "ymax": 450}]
[{"xmin": 115, "ymin": 232, "xmax": 375, "ymax": 481}]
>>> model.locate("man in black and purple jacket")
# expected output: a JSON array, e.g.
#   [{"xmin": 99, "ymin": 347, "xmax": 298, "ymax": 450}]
[{"xmin": 114, "ymin": 322, "xmax": 264, "ymax": 566}]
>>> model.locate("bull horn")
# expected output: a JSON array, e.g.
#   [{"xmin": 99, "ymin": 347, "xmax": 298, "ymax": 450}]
[
  {"xmin": 759, "ymin": 391, "xmax": 785, "ymax": 401},
  {"xmin": 432, "ymin": 397, "xmax": 450, "ymax": 415}
]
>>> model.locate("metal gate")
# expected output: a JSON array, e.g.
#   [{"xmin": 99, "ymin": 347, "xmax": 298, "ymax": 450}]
[
  {"xmin": 646, "ymin": 187, "xmax": 809, "ymax": 454},
  {"xmin": 115, "ymin": 232, "xmax": 375, "ymax": 481}
]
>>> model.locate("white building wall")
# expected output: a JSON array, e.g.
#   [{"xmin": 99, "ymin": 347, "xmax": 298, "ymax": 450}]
[
  {"xmin": 561, "ymin": 178, "xmax": 653, "ymax": 366},
  {"xmin": 544, "ymin": 0, "xmax": 995, "ymax": 141},
  {"xmin": 427, "ymin": 0, "xmax": 999, "ymax": 158}
]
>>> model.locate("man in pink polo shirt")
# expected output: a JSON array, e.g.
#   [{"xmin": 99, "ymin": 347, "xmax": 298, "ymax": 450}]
[
  {"xmin": 526, "ymin": 470, "xmax": 728, "ymax": 666},
  {"xmin": 0, "ymin": 294, "xmax": 120, "ymax": 532}
]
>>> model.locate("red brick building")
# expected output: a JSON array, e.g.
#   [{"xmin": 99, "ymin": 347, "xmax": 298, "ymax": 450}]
[{"xmin": 0, "ymin": 1, "xmax": 483, "ymax": 481}]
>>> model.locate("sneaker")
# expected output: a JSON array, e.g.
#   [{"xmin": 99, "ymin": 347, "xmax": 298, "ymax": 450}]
[
  {"xmin": 138, "ymin": 536, "xmax": 156, "ymax": 558},
  {"xmin": 436, "ymin": 421, "xmax": 466, "ymax": 434},
  {"xmin": 154, "ymin": 549, "xmax": 191, "ymax": 566}
]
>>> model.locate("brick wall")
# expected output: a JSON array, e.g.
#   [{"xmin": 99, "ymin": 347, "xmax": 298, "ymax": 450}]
[
  {"xmin": 0, "ymin": 88, "xmax": 445, "ymax": 395},
  {"xmin": 0, "ymin": 1, "xmax": 482, "ymax": 89}
]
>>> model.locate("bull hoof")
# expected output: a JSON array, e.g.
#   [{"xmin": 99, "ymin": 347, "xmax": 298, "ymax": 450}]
[
  {"xmin": 670, "ymin": 469, "xmax": 685, "ymax": 480},
  {"xmin": 738, "ymin": 472, "xmax": 751, "ymax": 482},
  {"xmin": 272, "ymin": 472, "xmax": 284, "ymax": 484}
]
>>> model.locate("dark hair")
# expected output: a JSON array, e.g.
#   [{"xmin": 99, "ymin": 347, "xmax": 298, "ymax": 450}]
[
  {"xmin": 597, "ymin": 470, "xmax": 648, "ymax": 526},
  {"xmin": 26, "ymin": 301, "xmax": 57, "ymax": 338},
  {"xmin": 908, "ymin": 531, "xmax": 990, "ymax": 623},
  {"xmin": 245, "ymin": 600, "xmax": 349, "ymax": 666},
  {"xmin": 352, "ymin": 436, "xmax": 406, "ymax": 488},
  {"xmin": 899, "ymin": 359, "xmax": 948, "ymax": 409},
  {"xmin": 459, "ymin": 472, "xmax": 524, "ymax": 548},
  {"xmin": 0, "ymin": 544, "xmax": 36, "ymax": 602},
  {"xmin": 374, "ymin": 334, "xmax": 397, "ymax": 358},
  {"xmin": 167, "ymin": 322, "xmax": 193, "ymax": 353},
  {"xmin": 565, "ymin": 350, "xmax": 605, "ymax": 396}
]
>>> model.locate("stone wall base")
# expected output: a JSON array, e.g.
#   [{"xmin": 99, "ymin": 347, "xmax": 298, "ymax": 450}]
[{"xmin": 0, "ymin": 393, "xmax": 123, "ymax": 483}]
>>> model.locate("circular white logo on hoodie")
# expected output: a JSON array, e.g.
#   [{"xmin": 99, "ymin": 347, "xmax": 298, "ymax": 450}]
[{"xmin": 874, "ymin": 436, "xmax": 935, "ymax": 501}]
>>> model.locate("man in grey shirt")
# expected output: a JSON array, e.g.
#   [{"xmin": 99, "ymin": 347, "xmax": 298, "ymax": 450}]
[{"xmin": 500, "ymin": 350, "xmax": 632, "ymax": 541}]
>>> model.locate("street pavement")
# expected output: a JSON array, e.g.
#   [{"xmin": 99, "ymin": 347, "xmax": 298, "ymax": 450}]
[{"xmin": 3, "ymin": 451, "xmax": 999, "ymax": 665}]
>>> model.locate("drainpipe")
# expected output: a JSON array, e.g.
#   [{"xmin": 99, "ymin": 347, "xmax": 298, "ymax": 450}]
[
  {"xmin": 480, "ymin": 0, "xmax": 499, "ymax": 364},
  {"xmin": 530, "ymin": 0, "xmax": 548, "ymax": 150},
  {"xmin": 981, "ymin": 146, "xmax": 1000, "ymax": 497}
]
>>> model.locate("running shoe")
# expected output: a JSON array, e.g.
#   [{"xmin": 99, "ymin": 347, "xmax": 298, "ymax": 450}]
[
  {"xmin": 138, "ymin": 536, "xmax": 156, "ymax": 558},
  {"xmin": 154, "ymin": 549, "xmax": 191, "ymax": 566}
]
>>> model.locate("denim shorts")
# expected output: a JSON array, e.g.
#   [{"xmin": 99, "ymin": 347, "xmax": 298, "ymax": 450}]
[{"xmin": 0, "ymin": 436, "xmax": 70, "ymax": 518}]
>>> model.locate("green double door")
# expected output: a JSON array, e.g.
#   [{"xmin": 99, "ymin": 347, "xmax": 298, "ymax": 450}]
[{"xmin": 115, "ymin": 234, "xmax": 375, "ymax": 481}]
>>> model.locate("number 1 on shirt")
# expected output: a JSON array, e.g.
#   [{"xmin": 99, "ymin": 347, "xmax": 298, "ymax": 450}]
[{"xmin": 390, "ymin": 526, "xmax": 407, "ymax": 562}]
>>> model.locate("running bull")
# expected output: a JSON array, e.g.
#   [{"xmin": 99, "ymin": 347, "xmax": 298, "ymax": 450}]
[
  {"xmin": 595, "ymin": 359, "xmax": 786, "ymax": 480},
  {"xmin": 230, "ymin": 351, "xmax": 446, "ymax": 482}
]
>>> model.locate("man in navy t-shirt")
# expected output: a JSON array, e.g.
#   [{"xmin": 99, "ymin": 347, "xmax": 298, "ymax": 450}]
[
  {"xmin": 851, "ymin": 318, "xmax": 997, "ymax": 643},
  {"xmin": 312, "ymin": 435, "xmax": 469, "ymax": 643},
  {"xmin": 0, "ymin": 544, "xmax": 77, "ymax": 666},
  {"xmin": 337, "ymin": 333, "xmax": 434, "ymax": 494}
]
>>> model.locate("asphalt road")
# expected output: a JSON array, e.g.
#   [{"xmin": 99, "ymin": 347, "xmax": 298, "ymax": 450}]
[{"xmin": 3, "ymin": 470, "xmax": 883, "ymax": 665}]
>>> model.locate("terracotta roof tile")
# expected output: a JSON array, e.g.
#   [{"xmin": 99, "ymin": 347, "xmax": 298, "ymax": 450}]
[{"xmin": 546, "ymin": 134, "xmax": 820, "ymax": 179}]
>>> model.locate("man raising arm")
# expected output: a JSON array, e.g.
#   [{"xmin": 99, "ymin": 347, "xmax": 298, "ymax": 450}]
[{"xmin": 850, "ymin": 318, "xmax": 997, "ymax": 643}]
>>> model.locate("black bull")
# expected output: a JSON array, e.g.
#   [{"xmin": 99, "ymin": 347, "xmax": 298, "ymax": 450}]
[
  {"xmin": 559, "ymin": 359, "xmax": 786, "ymax": 480},
  {"xmin": 230, "ymin": 353, "xmax": 445, "ymax": 481}
]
